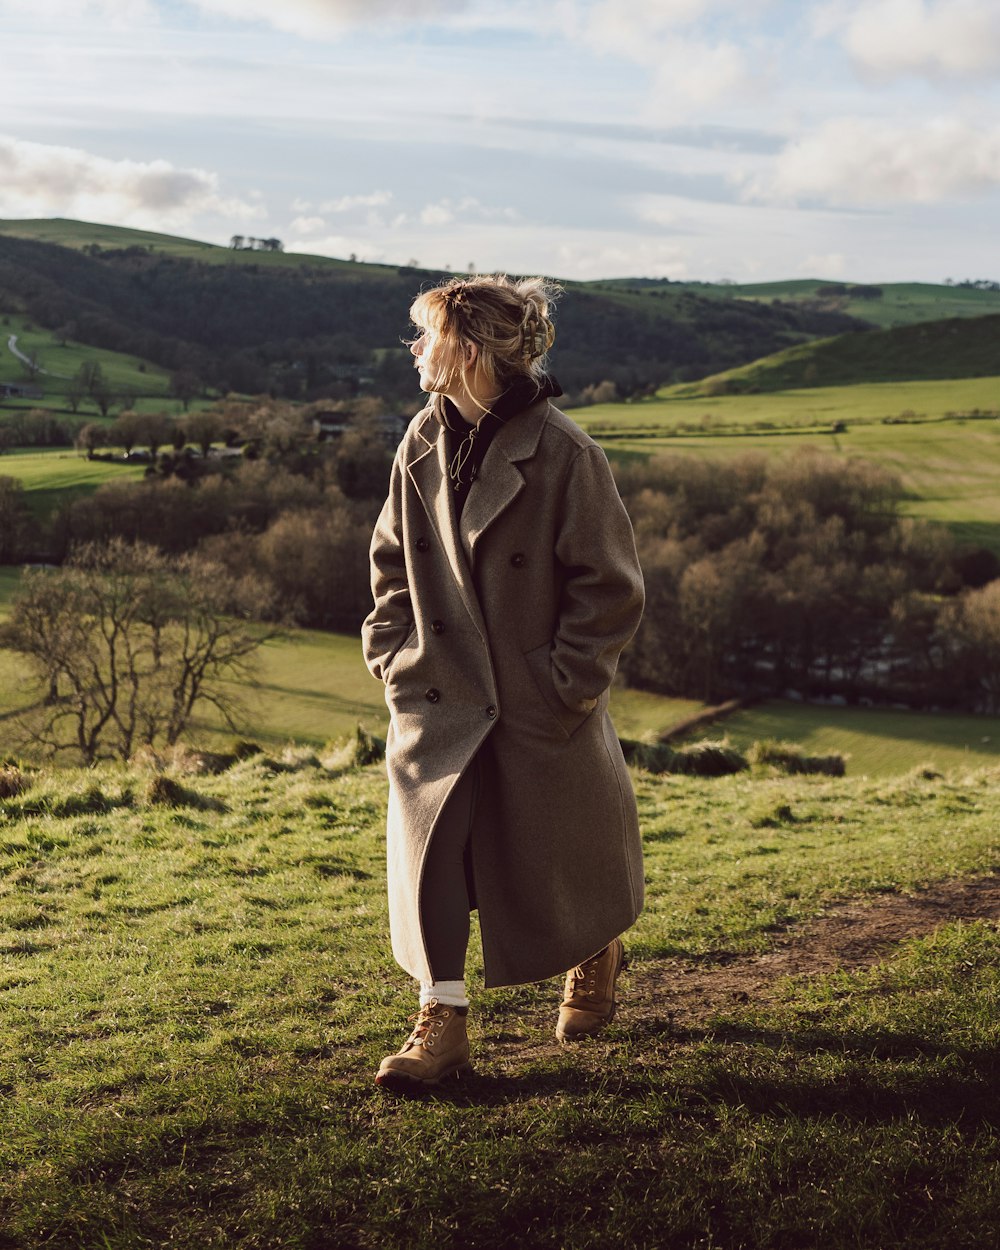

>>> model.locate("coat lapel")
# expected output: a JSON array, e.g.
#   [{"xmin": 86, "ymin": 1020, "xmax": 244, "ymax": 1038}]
[
  {"xmin": 460, "ymin": 399, "xmax": 549, "ymax": 564},
  {"xmin": 407, "ymin": 413, "xmax": 488, "ymax": 642}
]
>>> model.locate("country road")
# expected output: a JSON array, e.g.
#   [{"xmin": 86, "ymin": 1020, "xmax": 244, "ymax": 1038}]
[{"xmin": 6, "ymin": 333, "xmax": 70, "ymax": 380}]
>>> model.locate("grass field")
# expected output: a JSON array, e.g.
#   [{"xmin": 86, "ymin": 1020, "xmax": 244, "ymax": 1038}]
[
  {"xmin": 717, "ymin": 700, "xmax": 1000, "ymax": 778},
  {"xmin": 661, "ymin": 316, "xmax": 1000, "ymax": 395},
  {"xmin": 581, "ymin": 405, "xmax": 1000, "ymax": 552},
  {"xmin": 729, "ymin": 278, "xmax": 1000, "ymax": 328},
  {"xmin": 0, "ymin": 447, "xmax": 146, "ymax": 518},
  {"xmin": 0, "ymin": 754, "xmax": 997, "ymax": 1247},
  {"xmin": 582, "ymin": 377, "xmax": 1000, "ymax": 433},
  {"xmin": 1, "ymin": 313, "xmax": 172, "ymax": 401}
]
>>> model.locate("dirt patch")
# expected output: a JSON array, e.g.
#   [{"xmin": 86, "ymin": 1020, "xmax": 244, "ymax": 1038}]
[
  {"xmin": 629, "ymin": 874, "xmax": 1000, "ymax": 1028},
  {"xmin": 477, "ymin": 876, "xmax": 1000, "ymax": 1066}
]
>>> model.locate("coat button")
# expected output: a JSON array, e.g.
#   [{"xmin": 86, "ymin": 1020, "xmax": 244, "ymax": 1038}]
[
  {"xmin": 425, "ymin": 688, "xmax": 441, "ymax": 703},
  {"xmin": 485, "ymin": 704, "xmax": 497, "ymax": 718},
  {"xmin": 416, "ymin": 537, "xmax": 429, "ymax": 552},
  {"xmin": 510, "ymin": 552, "xmax": 526, "ymax": 567},
  {"xmin": 431, "ymin": 619, "xmax": 445, "ymax": 634}
]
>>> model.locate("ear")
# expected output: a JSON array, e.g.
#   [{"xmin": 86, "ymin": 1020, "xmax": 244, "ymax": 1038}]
[{"xmin": 463, "ymin": 341, "xmax": 478, "ymax": 370}]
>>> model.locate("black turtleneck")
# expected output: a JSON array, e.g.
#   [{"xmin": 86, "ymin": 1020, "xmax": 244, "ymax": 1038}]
[{"xmin": 436, "ymin": 374, "xmax": 562, "ymax": 518}]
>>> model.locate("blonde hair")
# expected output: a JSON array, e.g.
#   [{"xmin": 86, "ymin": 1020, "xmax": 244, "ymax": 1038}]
[{"xmin": 409, "ymin": 274, "xmax": 559, "ymax": 410}]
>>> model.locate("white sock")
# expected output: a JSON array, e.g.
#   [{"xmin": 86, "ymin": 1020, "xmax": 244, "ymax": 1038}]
[{"xmin": 419, "ymin": 979, "xmax": 469, "ymax": 1008}]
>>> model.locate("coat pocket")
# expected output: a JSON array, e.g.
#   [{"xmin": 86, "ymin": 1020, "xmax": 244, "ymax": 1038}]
[
  {"xmin": 522, "ymin": 641, "xmax": 594, "ymax": 739},
  {"xmin": 385, "ymin": 622, "xmax": 419, "ymax": 684}
]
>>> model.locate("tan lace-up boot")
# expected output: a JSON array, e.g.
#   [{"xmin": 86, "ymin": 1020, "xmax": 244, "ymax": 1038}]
[
  {"xmin": 375, "ymin": 999, "xmax": 472, "ymax": 1093},
  {"xmin": 555, "ymin": 937, "xmax": 626, "ymax": 1042}
]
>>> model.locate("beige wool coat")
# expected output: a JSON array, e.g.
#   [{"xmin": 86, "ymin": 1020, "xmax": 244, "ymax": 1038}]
[{"xmin": 361, "ymin": 395, "xmax": 645, "ymax": 988}]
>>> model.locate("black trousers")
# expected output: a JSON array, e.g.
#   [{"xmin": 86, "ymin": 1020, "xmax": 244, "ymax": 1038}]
[{"xmin": 418, "ymin": 754, "xmax": 480, "ymax": 982}]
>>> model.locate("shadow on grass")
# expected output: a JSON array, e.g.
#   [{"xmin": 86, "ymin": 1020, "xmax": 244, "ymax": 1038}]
[{"xmin": 626, "ymin": 1017, "xmax": 1000, "ymax": 1127}]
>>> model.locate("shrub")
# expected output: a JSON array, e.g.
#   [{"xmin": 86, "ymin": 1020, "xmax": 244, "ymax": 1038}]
[
  {"xmin": 323, "ymin": 724, "xmax": 386, "ymax": 770},
  {"xmin": 747, "ymin": 739, "xmax": 847, "ymax": 777},
  {"xmin": 620, "ymin": 737, "xmax": 747, "ymax": 777},
  {"xmin": 230, "ymin": 739, "xmax": 264, "ymax": 761},
  {"xmin": 144, "ymin": 775, "xmax": 187, "ymax": 807},
  {"xmin": 0, "ymin": 765, "xmax": 27, "ymax": 799}
]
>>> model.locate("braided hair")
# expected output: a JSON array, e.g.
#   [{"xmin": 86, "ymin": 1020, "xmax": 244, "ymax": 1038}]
[{"xmin": 409, "ymin": 274, "xmax": 560, "ymax": 412}]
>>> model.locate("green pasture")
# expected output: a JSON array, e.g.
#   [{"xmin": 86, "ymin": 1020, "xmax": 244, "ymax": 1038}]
[
  {"xmin": 0, "ymin": 754, "xmax": 997, "ymax": 1247},
  {"xmin": 580, "ymin": 376, "xmax": 1000, "ymax": 433},
  {"xmin": 1, "ymin": 313, "xmax": 172, "ymax": 400},
  {"xmin": 588, "ymin": 407, "xmax": 1000, "ymax": 552},
  {"xmin": 192, "ymin": 629, "xmax": 701, "ymax": 751},
  {"xmin": 718, "ymin": 700, "xmax": 1000, "ymax": 779},
  {"xmin": 0, "ymin": 447, "xmax": 145, "ymax": 518},
  {"xmin": 732, "ymin": 278, "xmax": 1000, "ymax": 328}
]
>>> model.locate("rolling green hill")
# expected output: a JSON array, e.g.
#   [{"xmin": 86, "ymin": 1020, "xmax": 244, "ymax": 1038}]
[
  {"xmin": 599, "ymin": 276, "xmax": 1000, "ymax": 329},
  {"xmin": 662, "ymin": 314, "xmax": 1000, "ymax": 396},
  {"xmin": 0, "ymin": 217, "xmax": 865, "ymax": 401}
]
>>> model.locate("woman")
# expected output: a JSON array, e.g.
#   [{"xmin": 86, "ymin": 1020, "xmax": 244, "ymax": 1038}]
[{"xmin": 361, "ymin": 274, "xmax": 644, "ymax": 1093}]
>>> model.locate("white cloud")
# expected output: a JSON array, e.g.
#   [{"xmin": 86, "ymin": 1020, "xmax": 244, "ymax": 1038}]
[
  {"xmin": 0, "ymin": 0, "xmax": 154, "ymax": 23},
  {"xmin": 798, "ymin": 252, "xmax": 847, "ymax": 277},
  {"xmin": 320, "ymin": 191, "xmax": 393, "ymax": 213},
  {"xmin": 286, "ymin": 233, "xmax": 372, "ymax": 261},
  {"xmin": 838, "ymin": 0, "xmax": 1000, "ymax": 79},
  {"xmin": 745, "ymin": 117, "xmax": 1000, "ymax": 204},
  {"xmin": 419, "ymin": 197, "xmax": 518, "ymax": 227},
  {"xmin": 0, "ymin": 133, "xmax": 261, "ymax": 226},
  {"xmin": 187, "ymin": 0, "xmax": 467, "ymax": 39},
  {"xmin": 290, "ymin": 215, "xmax": 326, "ymax": 234}
]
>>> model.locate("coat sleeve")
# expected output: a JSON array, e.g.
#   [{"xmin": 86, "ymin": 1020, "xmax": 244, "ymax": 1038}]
[
  {"xmin": 361, "ymin": 446, "xmax": 414, "ymax": 683},
  {"xmin": 550, "ymin": 443, "xmax": 644, "ymax": 713}
]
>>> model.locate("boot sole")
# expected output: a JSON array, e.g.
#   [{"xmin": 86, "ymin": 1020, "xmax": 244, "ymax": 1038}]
[{"xmin": 374, "ymin": 1061, "xmax": 473, "ymax": 1095}]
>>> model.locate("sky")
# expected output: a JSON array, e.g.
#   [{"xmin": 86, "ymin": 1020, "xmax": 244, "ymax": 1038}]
[{"xmin": 1, "ymin": 0, "xmax": 999, "ymax": 283}]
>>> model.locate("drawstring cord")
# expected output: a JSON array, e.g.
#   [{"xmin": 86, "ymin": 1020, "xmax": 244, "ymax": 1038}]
[{"xmin": 449, "ymin": 425, "xmax": 479, "ymax": 491}]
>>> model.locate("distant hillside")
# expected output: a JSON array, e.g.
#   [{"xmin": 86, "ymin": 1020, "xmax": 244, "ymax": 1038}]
[
  {"xmin": 664, "ymin": 314, "xmax": 1000, "ymax": 397},
  {"xmin": 0, "ymin": 218, "xmax": 863, "ymax": 400},
  {"xmin": 596, "ymin": 277, "xmax": 1000, "ymax": 331}
]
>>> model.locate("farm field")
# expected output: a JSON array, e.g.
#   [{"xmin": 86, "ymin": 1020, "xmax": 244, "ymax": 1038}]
[
  {"xmin": 718, "ymin": 700, "xmax": 1000, "ymax": 778},
  {"xmin": 0, "ymin": 755, "xmax": 997, "ymax": 1247},
  {"xmin": 729, "ymin": 278, "xmax": 1000, "ymax": 328},
  {"xmin": 1, "ymin": 313, "xmax": 172, "ymax": 400},
  {"xmin": 0, "ymin": 447, "xmax": 145, "ymax": 518},
  {"xmin": 583, "ymin": 408, "xmax": 1000, "ymax": 552},
  {"xmin": 580, "ymin": 375, "xmax": 1000, "ymax": 432}
]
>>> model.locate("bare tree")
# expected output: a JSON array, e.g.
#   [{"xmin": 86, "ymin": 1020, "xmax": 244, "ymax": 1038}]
[
  {"xmin": 182, "ymin": 410, "xmax": 226, "ymax": 458},
  {"xmin": 75, "ymin": 422, "xmax": 106, "ymax": 460},
  {"xmin": 0, "ymin": 540, "xmax": 281, "ymax": 762}
]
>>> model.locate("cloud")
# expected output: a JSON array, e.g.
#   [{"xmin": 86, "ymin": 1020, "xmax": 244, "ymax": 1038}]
[
  {"xmin": 419, "ymin": 197, "xmax": 518, "ymax": 227},
  {"xmin": 187, "ymin": 0, "xmax": 467, "ymax": 39},
  {"xmin": 798, "ymin": 252, "xmax": 847, "ymax": 277},
  {"xmin": 837, "ymin": 0, "xmax": 1000, "ymax": 79},
  {"xmin": 285, "ymin": 233, "xmax": 373, "ymax": 261},
  {"xmin": 290, "ymin": 215, "xmax": 326, "ymax": 234},
  {"xmin": 0, "ymin": 0, "xmax": 154, "ymax": 23},
  {"xmin": 744, "ymin": 117, "xmax": 1000, "ymax": 204},
  {"xmin": 0, "ymin": 134, "xmax": 261, "ymax": 226},
  {"xmin": 321, "ymin": 191, "xmax": 393, "ymax": 213}
]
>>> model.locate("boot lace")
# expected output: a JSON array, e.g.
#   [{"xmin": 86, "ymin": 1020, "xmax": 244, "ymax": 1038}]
[
  {"xmin": 405, "ymin": 999, "xmax": 448, "ymax": 1048},
  {"xmin": 566, "ymin": 955, "xmax": 601, "ymax": 1002}
]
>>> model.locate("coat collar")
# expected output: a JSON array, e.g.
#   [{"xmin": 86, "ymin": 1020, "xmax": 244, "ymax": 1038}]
[{"xmin": 407, "ymin": 398, "xmax": 551, "ymax": 639}]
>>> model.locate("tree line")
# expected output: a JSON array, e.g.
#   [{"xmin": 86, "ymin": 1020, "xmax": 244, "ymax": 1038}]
[{"xmin": 5, "ymin": 395, "xmax": 1000, "ymax": 733}]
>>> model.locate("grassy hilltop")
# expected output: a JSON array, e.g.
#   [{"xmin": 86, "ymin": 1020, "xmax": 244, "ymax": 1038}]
[{"xmin": 0, "ymin": 754, "xmax": 998, "ymax": 1248}]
